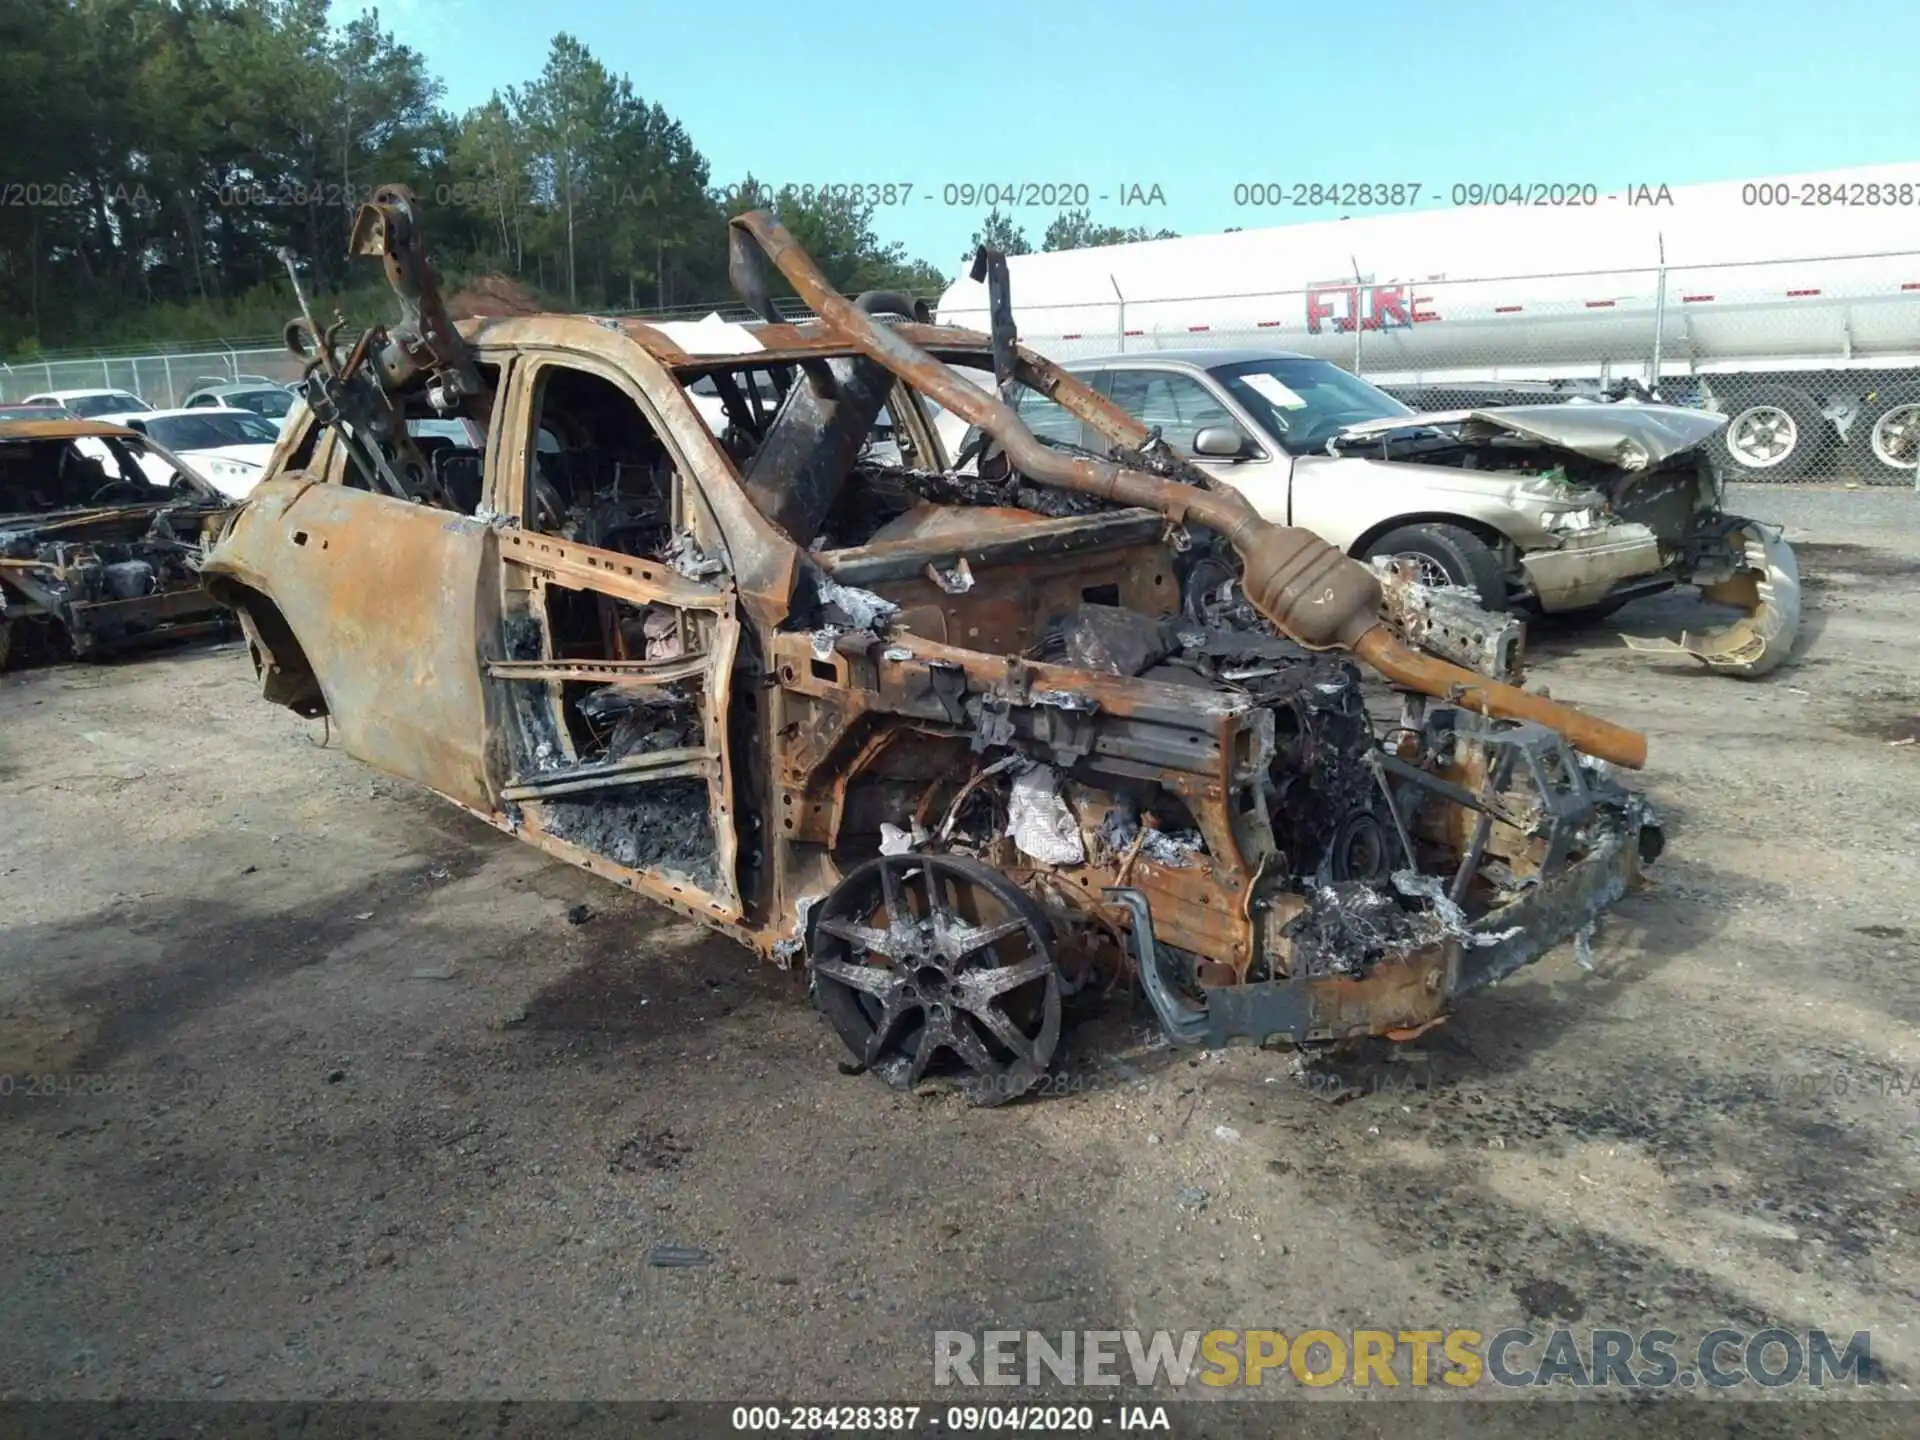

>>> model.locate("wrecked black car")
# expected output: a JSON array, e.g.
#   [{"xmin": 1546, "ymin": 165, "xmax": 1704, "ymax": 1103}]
[
  {"xmin": 200, "ymin": 186, "xmax": 1664, "ymax": 1103},
  {"xmin": 0, "ymin": 418, "xmax": 234, "ymax": 670}
]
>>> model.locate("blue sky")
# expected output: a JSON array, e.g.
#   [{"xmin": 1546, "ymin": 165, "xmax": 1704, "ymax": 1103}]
[{"xmin": 360, "ymin": 0, "xmax": 1920, "ymax": 271}]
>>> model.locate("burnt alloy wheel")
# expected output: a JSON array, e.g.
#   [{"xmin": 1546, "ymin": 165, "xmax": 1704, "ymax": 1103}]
[{"xmin": 808, "ymin": 853, "xmax": 1061, "ymax": 1106}]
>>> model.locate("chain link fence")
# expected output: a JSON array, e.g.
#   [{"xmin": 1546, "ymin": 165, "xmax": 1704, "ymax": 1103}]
[
  {"xmin": 0, "ymin": 294, "xmax": 807, "ymax": 411},
  {"xmin": 11, "ymin": 255, "xmax": 1917, "ymax": 484},
  {"xmin": 944, "ymin": 250, "xmax": 1920, "ymax": 486},
  {"xmin": 0, "ymin": 340, "xmax": 304, "ymax": 410}
]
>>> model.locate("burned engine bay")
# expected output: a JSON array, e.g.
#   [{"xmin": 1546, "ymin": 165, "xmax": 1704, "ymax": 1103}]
[
  {"xmin": 0, "ymin": 426, "xmax": 232, "ymax": 667},
  {"xmin": 210, "ymin": 190, "xmax": 1668, "ymax": 1106},
  {"xmin": 766, "ymin": 470, "xmax": 1661, "ymax": 1100}
]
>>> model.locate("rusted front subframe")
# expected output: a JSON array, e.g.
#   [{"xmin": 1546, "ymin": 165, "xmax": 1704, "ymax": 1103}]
[{"xmin": 1121, "ymin": 803, "xmax": 1650, "ymax": 1049}]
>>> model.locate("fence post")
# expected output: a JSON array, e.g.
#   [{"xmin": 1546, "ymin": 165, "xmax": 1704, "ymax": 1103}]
[
  {"xmin": 44, "ymin": 361, "xmax": 54, "ymax": 392},
  {"xmin": 161, "ymin": 353, "xmax": 174, "ymax": 407},
  {"xmin": 99, "ymin": 353, "xmax": 111, "ymax": 388},
  {"xmin": 1349, "ymin": 255, "xmax": 1364, "ymax": 376},
  {"xmin": 1648, "ymin": 238, "xmax": 1667, "ymax": 396},
  {"xmin": 1110, "ymin": 275, "xmax": 1125, "ymax": 354}
]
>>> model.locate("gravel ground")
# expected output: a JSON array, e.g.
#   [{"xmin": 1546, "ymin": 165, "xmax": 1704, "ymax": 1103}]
[{"xmin": 1, "ymin": 484, "xmax": 1917, "ymax": 1434}]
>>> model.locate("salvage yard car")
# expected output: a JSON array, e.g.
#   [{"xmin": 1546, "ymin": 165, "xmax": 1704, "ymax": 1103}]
[
  {"xmin": 95, "ymin": 406, "xmax": 282, "ymax": 499},
  {"xmin": 180, "ymin": 378, "xmax": 299, "ymax": 427},
  {"xmin": 19, "ymin": 387, "xmax": 153, "ymax": 419},
  {"xmin": 974, "ymin": 348, "xmax": 1800, "ymax": 676},
  {"xmin": 201, "ymin": 186, "xmax": 1666, "ymax": 1103},
  {"xmin": 0, "ymin": 416, "xmax": 233, "ymax": 670}
]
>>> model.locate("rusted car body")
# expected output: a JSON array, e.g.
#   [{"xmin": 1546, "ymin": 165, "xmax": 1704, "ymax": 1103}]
[
  {"xmin": 201, "ymin": 188, "xmax": 1663, "ymax": 1101},
  {"xmin": 0, "ymin": 418, "xmax": 232, "ymax": 670}
]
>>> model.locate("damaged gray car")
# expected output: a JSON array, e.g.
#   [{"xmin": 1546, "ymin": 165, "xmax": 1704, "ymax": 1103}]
[{"xmin": 1039, "ymin": 350, "xmax": 1800, "ymax": 676}]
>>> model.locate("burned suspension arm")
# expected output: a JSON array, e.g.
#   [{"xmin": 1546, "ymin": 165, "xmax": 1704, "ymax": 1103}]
[{"xmin": 279, "ymin": 185, "xmax": 486, "ymax": 508}]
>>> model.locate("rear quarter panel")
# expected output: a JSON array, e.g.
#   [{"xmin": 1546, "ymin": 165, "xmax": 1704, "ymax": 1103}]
[{"xmin": 202, "ymin": 478, "xmax": 502, "ymax": 810}]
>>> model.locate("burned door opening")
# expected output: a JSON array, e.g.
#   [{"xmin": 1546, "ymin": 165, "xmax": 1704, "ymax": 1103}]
[{"xmin": 489, "ymin": 358, "xmax": 743, "ymax": 916}]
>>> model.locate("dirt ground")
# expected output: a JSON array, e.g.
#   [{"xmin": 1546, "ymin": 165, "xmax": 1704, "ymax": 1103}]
[{"xmin": 2, "ymin": 486, "xmax": 1917, "ymax": 1432}]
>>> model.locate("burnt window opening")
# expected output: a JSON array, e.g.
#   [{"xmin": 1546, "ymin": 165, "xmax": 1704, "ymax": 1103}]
[
  {"xmin": 330, "ymin": 363, "xmax": 502, "ymax": 510},
  {"xmin": 0, "ymin": 437, "xmax": 185, "ymax": 515},
  {"xmin": 280, "ymin": 412, "xmax": 321, "ymax": 476},
  {"xmin": 682, "ymin": 352, "xmax": 1122, "ymax": 554},
  {"xmin": 525, "ymin": 364, "xmax": 677, "ymax": 557},
  {"xmin": 687, "ymin": 363, "xmax": 927, "ymax": 478},
  {"xmin": 815, "ymin": 363, "xmax": 1123, "ymax": 551},
  {"xmin": 395, "ymin": 361, "xmax": 500, "ymax": 515},
  {"xmin": 685, "ymin": 365, "xmax": 793, "ymax": 469}
]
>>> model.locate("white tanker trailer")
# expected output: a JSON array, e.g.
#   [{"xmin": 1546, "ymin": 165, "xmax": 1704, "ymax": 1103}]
[{"xmin": 935, "ymin": 164, "xmax": 1920, "ymax": 482}]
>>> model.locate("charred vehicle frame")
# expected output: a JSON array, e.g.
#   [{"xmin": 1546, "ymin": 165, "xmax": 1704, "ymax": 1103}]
[
  {"xmin": 0, "ymin": 418, "xmax": 234, "ymax": 670},
  {"xmin": 200, "ymin": 187, "xmax": 1665, "ymax": 1103}
]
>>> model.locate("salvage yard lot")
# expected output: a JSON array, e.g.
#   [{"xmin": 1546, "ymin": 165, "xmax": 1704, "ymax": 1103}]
[{"xmin": 1, "ymin": 486, "xmax": 1917, "ymax": 1427}]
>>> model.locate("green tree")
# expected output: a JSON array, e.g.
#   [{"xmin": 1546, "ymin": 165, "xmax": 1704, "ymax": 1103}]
[
  {"xmin": 445, "ymin": 95, "xmax": 532, "ymax": 273},
  {"xmin": 495, "ymin": 35, "xmax": 728, "ymax": 310},
  {"xmin": 509, "ymin": 34, "xmax": 613, "ymax": 305},
  {"xmin": 0, "ymin": 6, "xmax": 944, "ymax": 352},
  {"xmin": 964, "ymin": 208, "xmax": 1032, "ymax": 264}
]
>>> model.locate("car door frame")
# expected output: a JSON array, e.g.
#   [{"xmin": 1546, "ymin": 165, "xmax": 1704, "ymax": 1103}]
[
  {"xmin": 482, "ymin": 345, "xmax": 745, "ymax": 924},
  {"xmin": 198, "ymin": 371, "xmax": 516, "ymax": 814}
]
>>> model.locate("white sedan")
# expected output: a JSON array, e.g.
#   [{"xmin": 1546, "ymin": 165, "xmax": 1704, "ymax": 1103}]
[
  {"xmin": 93, "ymin": 407, "xmax": 281, "ymax": 499},
  {"xmin": 20, "ymin": 387, "xmax": 153, "ymax": 419}
]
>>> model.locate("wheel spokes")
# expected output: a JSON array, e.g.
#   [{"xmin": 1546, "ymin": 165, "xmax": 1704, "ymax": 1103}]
[
  {"xmin": 939, "ymin": 913, "xmax": 1030, "ymax": 961},
  {"xmin": 863, "ymin": 987, "xmax": 916, "ymax": 1066},
  {"xmin": 906, "ymin": 1016, "xmax": 945, "ymax": 1084},
  {"xmin": 965, "ymin": 999, "xmax": 1038, "ymax": 1063},
  {"xmin": 878, "ymin": 854, "xmax": 910, "ymax": 926},
  {"xmin": 942, "ymin": 1014, "xmax": 1002, "ymax": 1076},
  {"xmin": 815, "ymin": 916, "xmax": 898, "ymax": 957},
  {"xmin": 920, "ymin": 862, "xmax": 949, "ymax": 925},
  {"xmin": 956, "ymin": 952, "xmax": 1053, "ymax": 1003},
  {"xmin": 812, "ymin": 956, "xmax": 898, "ymax": 998}
]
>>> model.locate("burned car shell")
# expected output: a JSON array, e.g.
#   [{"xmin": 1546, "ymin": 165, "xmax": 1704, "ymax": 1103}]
[
  {"xmin": 0, "ymin": 418, "xmax": 233, "ymax": 668},
  {"xmin": 200, "ymin": 197, "xmax": 1663, "ymax": 1100},
  {"xmin": 1061, "ymin": 351, "xmax": 1799, "ymax": 675}
]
